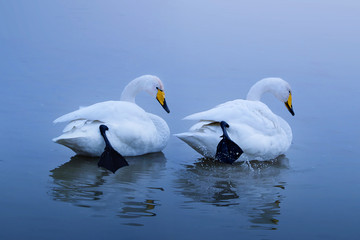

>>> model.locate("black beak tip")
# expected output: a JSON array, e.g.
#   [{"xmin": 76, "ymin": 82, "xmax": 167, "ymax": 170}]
[
  {"xmin": 162, "ymin": 99, "xmax": 170, "ymax": 113},
  {"xmin": 163, "ymin": 105, "xmax": 170, "ymax": 113},
  {"xmin": 285, "ymin": 102, "xmax": 295, "ymax": 116},
  {"xmin": 289, "ymin": 108, "xmax": 295, "ymax": 116}
]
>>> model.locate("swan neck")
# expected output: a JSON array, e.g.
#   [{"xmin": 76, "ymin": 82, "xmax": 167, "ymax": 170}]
[
  {"xmin": 246, "ymin": 82, "xmax": 264, "ymax": 101},
  {"xmin": 246, "ymin": 79, "xmax": 274, "ymax": 101},
  {"xmin": 120, "ymin": 78, "xmax": 144, "ymax": 102},
  {"xmin": 120, "ymin": 75, "xmax": 160, "ymax": 103}
]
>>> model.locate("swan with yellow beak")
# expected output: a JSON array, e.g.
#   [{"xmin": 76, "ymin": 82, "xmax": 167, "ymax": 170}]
[
  {"xmin": 53, "ymin": 75, "xmax": 170, "ymax": 159},
  {"xmin": 175, "ymin": 77, "xmax": 295, "ymax": 161}
]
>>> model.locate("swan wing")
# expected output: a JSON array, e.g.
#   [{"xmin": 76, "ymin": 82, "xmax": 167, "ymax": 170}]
[
  {"xmin": 53, "ymin": 101, "xmax": 169, "ymax": 156},
  {"xmin": 54, "ymin": 101, "xmax": 148, "ymax": 124},
  {"xmin": 184, "ymin": 100, "xmax": 278, "ymax": 134},
  {"xmin": 177, "ymin": 99, "xmax": 292, "ymax": 159}
]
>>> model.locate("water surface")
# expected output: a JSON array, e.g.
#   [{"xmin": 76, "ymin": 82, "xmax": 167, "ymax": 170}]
[{"xmin": 1, "ymin": 1, "xmax": 360, "ymax": 239}]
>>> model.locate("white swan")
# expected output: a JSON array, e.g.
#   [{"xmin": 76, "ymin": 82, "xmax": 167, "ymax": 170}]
[
  {"xmin": 175, "ymin": 78, "xmax": 294, "ymax": 161},
  {"xmin": 53, "ymin": 75, "xmax": 170, "ymax": 157}
]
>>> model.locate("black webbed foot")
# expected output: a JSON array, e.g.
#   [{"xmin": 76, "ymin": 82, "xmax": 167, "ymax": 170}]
[
  {"xmin": 98, "ymin": 125, "xmax": 129, "ymax": 173},
  {"xmin": 215, "ymin": 121, "xmax": 243, "ymax": 164}
]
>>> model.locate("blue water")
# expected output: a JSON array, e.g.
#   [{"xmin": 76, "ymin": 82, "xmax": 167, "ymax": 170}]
[{"xmin": 1, "ymin": 1, "xmax": 360, "ymax": 239}]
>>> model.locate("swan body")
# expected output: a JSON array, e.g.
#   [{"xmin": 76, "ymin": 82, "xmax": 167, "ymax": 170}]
[
  {"xmin": 175, "ymin": 78, "xmax": 294, "ymax": 161},
  {"xmin": 53, "ymin": 75, "xmax": 170, "ymax": 157}
]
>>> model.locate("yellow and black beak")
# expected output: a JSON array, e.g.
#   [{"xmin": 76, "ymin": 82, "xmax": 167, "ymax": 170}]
[
  {"xmin": 156, "ymin": 88, "xmax": 170, "ymax": 113},
  {"xmin": 284, "ymin": 92, "xmax": 295, "ymax": 116}
]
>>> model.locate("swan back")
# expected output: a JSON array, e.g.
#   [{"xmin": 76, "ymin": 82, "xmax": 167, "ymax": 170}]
[
  {"xmin": 184, "ymin": 100, "xmax": 282, "ymax": 136},
  {"xmin": 53, "ymin": 101, "xmax": 147, "ymax": 124}
]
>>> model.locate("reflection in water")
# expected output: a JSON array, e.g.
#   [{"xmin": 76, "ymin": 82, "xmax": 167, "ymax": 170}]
[
  {"xmin": 174, "ymin": 155, "xmax": 289, "ymax": 230},
  {"xmin": 119, "ymin": 199, "xmax": 158, "ymax": 218},
  {"xmin": 49, "ymin": 152, "xmax": 166, "ymax": 224}
]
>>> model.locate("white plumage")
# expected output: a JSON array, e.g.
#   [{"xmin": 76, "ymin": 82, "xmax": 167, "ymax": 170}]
[
  {"xmin": 53, "ymin": 75, "xmax": 170, "ymax": 157},
  {"xmin": 175, "ymin": 78, "xmax": 294, "ymax": 161}
]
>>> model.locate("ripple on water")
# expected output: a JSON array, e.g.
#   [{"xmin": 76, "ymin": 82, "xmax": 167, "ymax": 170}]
[
  {"xmin": 49, "ymin": 152, "xmax": 290, "ymax": 230},
  {"xmin": 174, "ymin": 155, "xmax": 289, "ymax": 230},
  {"xmin": 48, "ymin": 152, "xmax": 167, "ymax": 226}
]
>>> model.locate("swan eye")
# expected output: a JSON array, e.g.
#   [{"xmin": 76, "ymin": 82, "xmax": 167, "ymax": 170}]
[
  {"xmin": 156, "ymin": 86, "xmax": 164, "ymax": 92},
  {"xmin": 156, "ymin": 87, "xmax": 164, "ymax": 92}
]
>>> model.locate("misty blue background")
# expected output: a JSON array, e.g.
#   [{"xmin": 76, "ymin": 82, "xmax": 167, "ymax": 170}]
[{"xmin": 1, "ymin": 1, "xmax": 359, "ymax": 239}]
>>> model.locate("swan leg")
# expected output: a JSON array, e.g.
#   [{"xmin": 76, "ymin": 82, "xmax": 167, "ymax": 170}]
[
  {"xmin": 98, "ymin": 125, "xmax": 129, "ymax": 173},
  {"xmin": 215, "ymin": 121, "xmax": 243, "ymax": 164}
]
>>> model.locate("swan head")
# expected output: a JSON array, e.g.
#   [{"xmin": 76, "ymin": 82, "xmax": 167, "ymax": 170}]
[
  {"xmin": 247, "ymin": 77, "xmax": 295, "ymax": 116},
  {"xmin": 121, "ymin": 75, "xmax": 170, "ymax": 113},
  {"xmin": 145, "ymin": 75, "xmax": 170, "ymax": 113},
  {"xmin": 270, "ymin": 78, "xmax": 294, "ymax": 116}
]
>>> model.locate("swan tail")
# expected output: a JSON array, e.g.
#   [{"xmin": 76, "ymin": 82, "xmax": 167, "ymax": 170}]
[
  {"xmin": 174, "ymin": 132, "xmax": 216, "ymax": 158},
  {"xmin": 53, "ymin": 106, "xmax": 89, "ymax": 123},
  {"xmin": 53, "ymin": 113, "xmax": 75, "ymax": 123}
]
